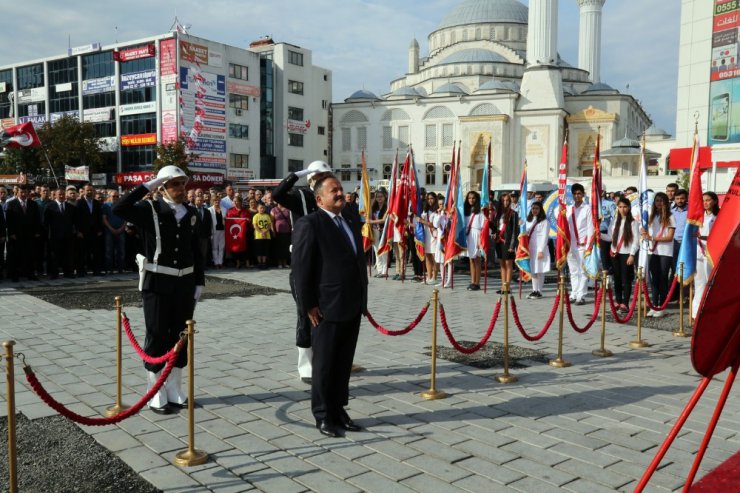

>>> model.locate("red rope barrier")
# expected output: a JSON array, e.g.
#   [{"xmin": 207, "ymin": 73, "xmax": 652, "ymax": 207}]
[
  {"xmin": 24, "ymin": 339, "xmax": 184, "ymax": 426},
  {"xmin": 607, "ymin": 284, "xmax": 640, "ymax": 324},
  {"xmin": 564, "ymin": 288, "xmax": 603, "ymax": 333},
  {"xmin": 641, "ymin": 277, "xmax": 678, "ymax": 312},
  {"xmin": 365, "ymin": 303, "xmax": 429, "ymax": 336},
  {"xmin": 122, "ymin": 315, "xmax": 183, "ymax": 365},
  {"xmin": 510, "ymin": 294, "xmax": 560, "ymax": 341},
  {"xmin": 438, "ymin": 299, "xmax": 501, "ymax": 354}
]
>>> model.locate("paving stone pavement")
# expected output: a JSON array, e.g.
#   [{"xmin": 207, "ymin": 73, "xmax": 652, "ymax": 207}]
[{"xmin": 1, "ymin": 268, "xmax": 738, "ymax": 492}]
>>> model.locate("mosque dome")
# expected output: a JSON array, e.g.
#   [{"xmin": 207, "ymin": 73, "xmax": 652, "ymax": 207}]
[
  {"xmin": 436, "ymin": 0, "xmax": 529, "ymax": 31},
  {"xmin": 345, "ymin": 89, "xmax": 381, "ymax": 102},
  {"xmin": 438, "ymin": 48, "xmax": 509, "ymax": 65},
  {"xmin": 582, "ymin": 82, "xmax": 619, "ymax": 95},
  {"xmin": 644, "ymin": 125, "xmax": 671, "ymax": 138},
  {"xmin": 433, "ymin": 83, "xmax": 469, "ymax": 95},
  {"xmin": 476, "ymin": 79, "xmax": 515, "ymax": 93},
  {"xmin": 388, "ymin": 86, "xmax": 422, "ymax": 99}
]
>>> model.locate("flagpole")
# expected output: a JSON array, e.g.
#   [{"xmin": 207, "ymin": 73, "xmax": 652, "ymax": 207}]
[{"xmin": 41, "ymin": 149, "xmax": 61, "ymax": 189}]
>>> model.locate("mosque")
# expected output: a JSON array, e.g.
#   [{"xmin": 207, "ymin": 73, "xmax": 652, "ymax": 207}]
[{"xmin": 331, "ymin": 0, "xmax": 661, "ymax": 192}]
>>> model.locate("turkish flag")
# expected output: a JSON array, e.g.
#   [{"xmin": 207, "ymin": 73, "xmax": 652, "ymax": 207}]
[
  {"xmin": 0, "ymin": 122, "xmax": 41, "ymax": 148},
  {"xmin": 225, "ymin": 217, "xmax": 248, "ymax": 253}
]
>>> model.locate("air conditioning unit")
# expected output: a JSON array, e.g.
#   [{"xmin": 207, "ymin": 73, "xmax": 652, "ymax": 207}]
[{"xmin": 235, "ymin": 108, "xmax": 242, "ymax": 116}]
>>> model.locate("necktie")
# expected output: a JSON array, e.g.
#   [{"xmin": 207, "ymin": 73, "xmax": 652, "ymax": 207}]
[
  {"xmin": 21, "ymin": 201, "xmax": 26, "ymax": 213},
  {"xmin": 60, "ymin": 202, "xmax": 64, "ymax": 213},
  {"xmin": 334, "ymin": 216, "xmax": 356, "ymax": 254}
]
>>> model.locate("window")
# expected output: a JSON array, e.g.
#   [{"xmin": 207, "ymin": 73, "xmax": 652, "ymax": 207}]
[
  {"xmin": 229, "ymin": 94, "xmax": 249, "ymax": 110},
  {"xmin": 323, "ymin": 74, "xmax": 328, "ymax": 81},
  {"xmin": 0, "ymin": 69, "xmax": 13, "ymax": 119},
  {"xmin": 341, "ymin": 163, "xmax": 351, "ymax": 182},
  {"xmin": 288, "ymin": 133, "xmax": 304, "ymax": 147},
  {"xmin": 425, "ymin": 124, "xmax": 436, "ymax": 148},
  {"xmin": 356, "ymin": 127, "xmax": 367, "ymax": 150},
  {"xmin": 288, "ymin": 159, "xmax": 303, "ymax": 173},
  {"xmin": 288, "ymin": 50, "xmax": 304, "ymax": 66},
  {"xmin": 341, "ymin": 128, "xmax": 351, "ymax": 151},
  {"xmin": 229, "ymin": 124, "xmax": 249, "ymax": 139},
  {"xmin": 398, "ymin": 126, "xmax": 409, "ymax": 147},
  {"xmin": 121, "ymin": 145, "xmax": 155, "ymax": 171},
  {"xmin": 317, "ymin": 126, "xmax": 325, "ymax": 135},
  {"xmin": 321, "ymin": 100, "xmax": 328, "ymax": 109},
  {"xmin": 230, "ymin": 153, "xmax": 249, "ymax": 168},
  {"xmin": 17, "ymin": 64, "xmax": 44, "ymax": 90},
  {"xmin": 119, "ymin": 56, "xmax": 154, "ymax": 75},
  {"xmin": 288, "ymin": 106, "xmax": 304, "ymax": 121},
  {"xmin": 83, "ymin": 91, "xmax": 115, "ymax": 109},
  {"xmin": 121, "ymin": 113, "xmax": 156, "ymax": 134},
  {"xmin": 382, "ymin": 163, "xmax": 392, "ymax": 181},
  {"xmin": 48, "ymin": 57, "xmax": 79, "ymax": 114},
  {"xmin": 382, "ymin": 126, "xmax": 392, "ymax": 149},
  {"xmin": 120, "ymin": 86, "xmax": 156, "ymax": 105},
  {"xmin": 82, "ymin": 52, "xmax": 114, "ymax": 79},
  {"xmin": 93, "ymin": 121, "xmax": 116, "ymax": 138},
  {"xmin": 228, "ymin": 63, "xmax": 248, "ymax": 80},
  {"xmin": 288, "ymin": 80, "xmax": 304, "ymax": 95},
  {"xmin": 443, "ymin": 162, "xmax": 451, "ymax": 185},
  {"xmin": 425, "ymin": 163, "xmax": 436, "ymax": 186},
  {"xmin": 442, "ymin": 123, "xmax": 453, "ymax": 147}
]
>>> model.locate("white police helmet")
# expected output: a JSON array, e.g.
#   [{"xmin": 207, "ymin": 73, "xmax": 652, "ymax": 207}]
[
  {"xmin": 306, "ymin": 160, "xmax": 331, "ymax": 184},
  {"xmin": 156, "ymin": 165, "xmax": 189, "ymax": 184}
]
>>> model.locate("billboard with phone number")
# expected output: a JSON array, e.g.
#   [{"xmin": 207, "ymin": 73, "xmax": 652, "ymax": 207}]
[{"xmin": 709, "ymin": 0, "xmax": 740, "ymax": 145}]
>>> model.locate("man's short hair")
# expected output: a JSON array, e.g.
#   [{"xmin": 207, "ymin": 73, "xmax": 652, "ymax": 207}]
[
  {"xmin": 675, "ymin": 189, "xmax": 688, "ymax": 197},
  {"xmin": 313, "ymin": 173, "xmax": 338, "ymax": 197},
  {"xmin": 19, "ymin": 184, "xmax": 32, "ymax": 191},
  {"xmin": 666, "ymin": 183, "xmax": 679, "ymax": 190},
  {"xmin": 624, "ymin": 186, "xmax": 638, "ymax": 194},
  {"xmin": 571, "ymin": 183, "xmax": 585, "ymax": 194},
  {"xmin": 66, "ymin": 185, "xmax": 77, "ymax": 191}
]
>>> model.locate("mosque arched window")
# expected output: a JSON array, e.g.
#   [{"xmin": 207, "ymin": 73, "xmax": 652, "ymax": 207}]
[
  {"xmin": 475, "ymin": 28, "xmax": 481, "ymax": 40},
  {"xmin": 490, "ymin": 28, "xmax": 496, "ymax": 41},
  {"xmin": 463, "ymin": 30, "xmax": 469, "ymax": 41},
  {"xmin": 450, "ymin": 31, "xmax": 456, "ymax": 44}
]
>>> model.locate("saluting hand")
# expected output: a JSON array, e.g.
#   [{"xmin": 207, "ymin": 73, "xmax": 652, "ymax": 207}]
[{"xmin": 307, "ymin": 306, "xmax": 323, "ymax": 327}]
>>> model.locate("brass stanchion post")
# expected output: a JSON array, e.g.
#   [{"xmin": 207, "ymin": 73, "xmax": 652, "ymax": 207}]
[
  {"xmin": 630, "ymin": 268, "xmax": 650, "ymax": 348},
  {"xmin": 421, "ymin": 289, "xmax": 446, "ymax": 400},
  {"xmin": 550, "ymin": 274, "xmax": 572, "ymax": 368},
  {"xmin": 105, "ymin": 296, "xmax": 130, "ymax": 417},
  {"xmin": 674, "ymin": 263, "xmax": 688, "ymax": 338},
  {"xmin": 174, "ymin": 320, "xmax": 208, "ymax": 467},
  {"xmin": 3, "ymin": 340, "xmax": 18, "ymax": 493},
  {"xmin": 496, "ymin": 282, "xmax": 518, "ymax": 383},
  {"xmin": 592, "ymin": 270, "xmax": 613, "ymax": 357}
]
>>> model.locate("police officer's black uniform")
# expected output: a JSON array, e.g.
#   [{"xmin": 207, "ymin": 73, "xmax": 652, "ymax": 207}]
[{"xmin": 114, "ymin": 184, "xmax": 205, "ymax": 372}]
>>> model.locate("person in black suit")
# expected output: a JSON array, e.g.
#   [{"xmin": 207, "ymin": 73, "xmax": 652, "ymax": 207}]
[
  {"xmin": 193, "ymin": 195, "xmax": 212, "ymax": 268},
  {"xmin": 75, "ymin": 183, "xmax": 104, "ymax": 276},
  {"xmin": 292, "ymin": 174, "xmax": 368, "ymax": 438},
  {"xmin": 113, "ymin": 166, "xmax": 205, "ymax": 414},
  {"xmin": 6, "ymin": 184, "xmax": 41, "ymax": 281},
  {"xmin": 0, "ymin": 185, "xmax": 7, "ymax": 280},
  {"xmin": 44, "ymin": 188, "xmax": 77, "ymax": 279}
]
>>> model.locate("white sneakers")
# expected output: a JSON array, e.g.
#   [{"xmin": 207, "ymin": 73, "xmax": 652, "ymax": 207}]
[
  {"xmin": 146, "ymin": 370, "xmax": 168, "ymax": 410},
  {"xmin": 165, "ymin": 367, "xmax": 187, "ymax": 406},
  {"xmin": 646, "ymin": 309, "xmax": 666, "ymax": 318}
]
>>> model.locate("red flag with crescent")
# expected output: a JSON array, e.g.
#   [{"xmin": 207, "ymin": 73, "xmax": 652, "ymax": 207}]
[
  {"xmin": 0, "ymin": 122, "xmax": 41, "ymax": 148},
  {"xmin": 225, "ymin": 217, "xmax": 248, "ymax": 253}
]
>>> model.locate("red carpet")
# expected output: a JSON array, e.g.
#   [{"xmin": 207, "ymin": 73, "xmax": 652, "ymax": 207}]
[{"xmin": 690, "ymin": 451, "xmax": 740, "ymax": 492}]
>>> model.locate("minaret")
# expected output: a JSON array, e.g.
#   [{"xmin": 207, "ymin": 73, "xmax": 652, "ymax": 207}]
[
  {"xmin": 518, "ymin": 0, "xmax": 564, "ymax": 109},
  {"xmin": 577, "ymin": 0, "xmax": 606, "ymax": 83},
  {"xmin": 408, "ymin": 38, "xmax": 419, "ymax": 74}
]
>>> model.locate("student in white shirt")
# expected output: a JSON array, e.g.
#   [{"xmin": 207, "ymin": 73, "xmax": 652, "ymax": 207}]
[
  {"xmin": 606, "ymin": 197, "xmax": 640, "ymax": 312},
  {"xmin": 432, "ymin": 198, "xmax": 452, "ymax": 288},
  {"xmin": 640, "ymin": 192, "xmax": 675, "ymax": 317},
  {"xmin": 463, "ymin": 191, "xmax": 486, "ymax": 291},
  {"xmin": 417, "ymin": 192, "xmax": 440, "ymax": 283},
  {"xmin": 566, "ymin": 184, "xmax": 594, "ymax": 305},
  {"xmin": 692, "ymin": 192, "xmax": 719, "ymax": 318},
  {"xmin": 525, "ymin": 202, "xmax": 551, "ymax": 299}
]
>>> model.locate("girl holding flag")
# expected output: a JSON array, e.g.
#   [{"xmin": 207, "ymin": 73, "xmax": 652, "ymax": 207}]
[
  {"xmin": 497, "ymin": 193, "xmax": 518, "ymax": 293},
  {"xmin": 641, "ymin": 192, "xmax": 675, "ymax": 316},
  {"xmin": 525, "ymin": 202, "xmax": 550, "ymax": 299},
  {"xmin": 418, "ymin": 192, "xmax": 440, "ymax": 283},
  {"xmin": 433, "ymin": 196, "xmax": 452, "ymax": 288},
  {"xmin": 463, "ymin": 191, "xmax": 486, "ymax": 291},
  {"xmin": 369, "ymin": 189, "xmax": 389, "ymax": 277},
  {"xmin": 692, "ymin": 192, "xmax": 719, "ymax": 318},
  {"xmin": 607, "ymin": 197, "xmax": 639, "ymax": 313}
]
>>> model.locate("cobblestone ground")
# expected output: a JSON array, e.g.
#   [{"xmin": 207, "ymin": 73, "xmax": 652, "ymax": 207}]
[{"xmin": 0, "ymin": 268, "xmax": 738, "ymax": 492}]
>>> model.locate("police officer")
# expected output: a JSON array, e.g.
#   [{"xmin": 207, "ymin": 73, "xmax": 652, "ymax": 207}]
[
  {"xmin": 114, "ymin": 166, "xmax": 205, "ymax": 414},
  {"xmin": 273, "ymin": 160, "xmax": 331, "ymax": 384}
]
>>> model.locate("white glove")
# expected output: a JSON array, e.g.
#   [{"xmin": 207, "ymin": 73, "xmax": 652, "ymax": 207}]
[
  {"xmin": 144, "ymin": 177, "xmax": 167, "ymax": 191},
  {"xmin": 194, "ymin": 285, "xmax": 204, "ymax": 302},
  {"xmin": 294, "ymin": 169, "xmax": 311, "ymax": 178}
]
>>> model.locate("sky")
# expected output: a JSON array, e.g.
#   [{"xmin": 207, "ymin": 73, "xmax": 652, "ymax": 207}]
[{"xmin": 0, "ymin": 0, "xmax": 681, "ymax": 134}]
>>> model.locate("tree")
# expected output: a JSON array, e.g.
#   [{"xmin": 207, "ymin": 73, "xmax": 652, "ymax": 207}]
[
  {"xmin": 152, "ymin": 137, "xmax": 199, "ymax": 177},
  {"xmin": 0, "ymin": 115, "xmax": 103, "ymax": 179}
]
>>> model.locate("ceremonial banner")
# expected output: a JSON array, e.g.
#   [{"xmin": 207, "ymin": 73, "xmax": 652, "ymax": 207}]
[
  {"xmin": 583, "ymin": 133, "xmax": 603, "ymax": 280},
  {"xmin": 358, "ymin": 150, "xmax": 374, "ymax": 252},
  {"xmin": 515, "ymin": 163, "xmax": 532, "ymax": 280},
  {"xmin": 638, "ymin": 143, "xmax": 651, "ymax": 271},
  {"xmin": 555, "ymin": 139, "xmax": 570, "ymax": 270},
  {"xmin": 376, "ymin": 151, "xmax": 399, "ymax": 256},
  {"xmin": 677, "ymin": 130, "xmax": 704, "ymax": 283},
  {"xmin": 225, "ymin": 217, "xmax": 247, "ymax": 253},
  {"xmin": 444, "ymin": 143, "xmax": 466, "ymax": 264},
  {"xmin": 707, "ymin": 166, "xmax": 740, "ymax": 269},
  {"xmin": 0, "ymin": 121, "xmax": 41, "ymax": 148},
  {"xmin": 409, "ymin": 149, "xmax": 425, "ymax": 261},
  {"xmin": 478, "ymin": 141, "xmax": 492, "ymax": 258}
]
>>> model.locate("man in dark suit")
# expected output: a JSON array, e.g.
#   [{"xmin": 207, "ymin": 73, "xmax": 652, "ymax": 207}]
[
  {"xmin": 6, "ymin": 184, "xmax": 41, "ymax": 281},
  {"xmin": 75, "ymin": 183, "xmax": 104, "ymax": 276},
  {"xmin": 44, "ymin": 188, "xmax": 77, "ymax": 279},
  {"xmin": 193, "ymin": 194, "xmax": 212, "ymax": 268},
  {"xmin": 0, "ymin": 185, "xmax": 7, "ymax": 280},
  {"xmin": 292, "ymin": 174, "xmax": 368, "ymax": 438}
]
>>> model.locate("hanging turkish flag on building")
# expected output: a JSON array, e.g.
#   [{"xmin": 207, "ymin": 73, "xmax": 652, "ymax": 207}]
[
  {"xmin": 0, "ymin": 122, "xmax": 41, "ymax": 148},
  {"xmin": 225, "ymin": 217, "xmax": 248, "ymax": 253}
]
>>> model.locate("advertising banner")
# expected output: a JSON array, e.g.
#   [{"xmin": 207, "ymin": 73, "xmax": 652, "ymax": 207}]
[
  {"xmin": 708, "ymin": 0, "xmax": 740, "ymax": 144},
  {"xmin": 160, "ymin": 39, "xmax": 177, "ymax": 76},
  {"xmin": 120, "ymin": 133, "xmax": 157, "ymax": 146},
  {"xmin": 68, "ymin": 43, "xmax": 100, "ymax": 57},
  {"xmin": 83, "ymin": 107, "xmax": 114, "ymax": 122},
  {"xmin": 82, "ymin": 76, "xmax": 115, "ymax": 95},
  {"xmin": 227, "ymin": 81, "xmax": 260, "ymax": 97},
  {"xmin": 286, "ymin": 119, "xmax": 311, "ymax": 135},
  {"xmin": 119, "ymin": 101, "xmax": 157, "ymax": 116},
  {"xmin": 50, "ymin": 111, "xmax": 79, "ymax": 123},
  {"xmin": 65, "ymin": 165, "xmax": 90, "ymax": 182},
  {"xmin": 1, "ymin": 118, "xmax": 16, "ymax": 129},
  {"xmin": 91, "ymin": 173, "xmax": 107, "ymax": 186},
  {"xmin": 161, "ymin": 109, "xmax": 177, "ymax": 144},
  {"xmin": 115, "ymin": 44, "xmax": 155, "ymax": 62},
  {"xmin": 120, "ymin": 69, "xmax": 156, "ymax": 91},
  {"xmin": 115, "ymin": 171, "xmax": 223, "ymax": 187},
  {"xmin": 18, "ymin": 115, "xmax": 47, "ymax": 127},
  {"xmin": 0, "ymin": 82, "xmax": 6, "ymax": 93},
  {"xmin": 179, "ymin": 40, "xmax": 208, "ymax": 64},
  {"xmin": 17, "ymin": 87, "xmax": 46, "ymax": 103},
  {"xmin": 208, "ymin": 51, "xmax": 223, "ymax": 68}
]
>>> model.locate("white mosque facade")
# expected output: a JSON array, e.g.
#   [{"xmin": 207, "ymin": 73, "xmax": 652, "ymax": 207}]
[{"xmin": 331, "ymin": 0, "xmax": 656, "ymax": 192}]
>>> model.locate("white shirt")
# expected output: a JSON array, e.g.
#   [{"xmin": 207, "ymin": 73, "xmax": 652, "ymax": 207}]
[
  {"xmin": 607, "ymin": 217, "xmax": 639, "ymax": 256},
  {"xmin": 567, "ymin": 202, "xmax": 594, "ymax": 249},
  {"xmin": 647, "ymin": 215, "xmax": 676, "ymax": 257},
  {"xmin": 162, "ymin": 196, "xmax": 188, "ymax": 222},
  {"xmin": 697, "ymin": 212, "xmax": 716, "ymax": 260}
]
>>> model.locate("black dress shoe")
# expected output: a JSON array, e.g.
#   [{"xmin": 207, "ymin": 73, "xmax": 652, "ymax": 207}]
[
  {"xmin": 301, "ymin": 377, "xmax": 312, "ymax": 385},
  {"xmin": 150, "ymin": 404, "xmax": 173, "ymax": 415},
  {"xmin": 339, "ymin": 411, "xmax": 362, "ymax": 432},
  {"xmin": 316, "ymin": 419, "xmax": 341, "ymax": 438},
  {"xmin": 169, "ymin": 399, "xmax": 188, "ymax": 409}
]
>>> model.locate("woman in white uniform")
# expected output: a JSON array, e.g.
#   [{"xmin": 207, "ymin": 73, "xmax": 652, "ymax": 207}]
[
  {"xmin": 369, "ymin": 189, "xmax": 388, "ymax": 277},
  {"xmin": 463, "ymin": 191, "xmax": 486, "ymax": 291},
  {"xmin": 433, "ymin": 197, "xmax": 452, "ymax": 288},
  {"xmin": 525, "ymin": 202, "xmax": 551, "ymax": 299},
  {"xmin": 417, "ymin": 192, "xmax": 440, "ymax": 283},
  {"xmin": 692, "ymin": 192, "xmax": 719, "ymax": 318}
]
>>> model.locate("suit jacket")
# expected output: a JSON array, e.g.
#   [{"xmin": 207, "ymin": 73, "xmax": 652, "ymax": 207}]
[
  {"xmin": 6, "ymin": 199, "xmax": 41, "ymax": 239},
  {"xmin": 75, "ymin": 197, "xmax": 103, "ymax": 237},
  {"xmin": 44, "ymin": 201, "xmax": 77, "ymax": 240},
  {"xmin": 292, "ymin": 206, "xmax": 368, "ymax": 322},
  {"xmin": 0, "ymin": 203, "xmax": 6, "ymax": 239},
  {"xmin": 194, "ymin": 205, "xmax": 212, "ymax": 238},
  {"xmin": 113, "ymin": 185, "xmax": 205, "ymax": 294},
  {"xmin": 272, "ymin": 172, "xmax": 318, "ymax": 219}
]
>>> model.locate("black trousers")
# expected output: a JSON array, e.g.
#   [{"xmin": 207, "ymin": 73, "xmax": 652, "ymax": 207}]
[
  {"xmin": 8, "ymin": 236, "xmax": 35, "ymax": 279},
  {"xmin": 311, "ymin": 314, "xmax": 360, "ymax": 423},
  {"xmin": 0, "ymin": 239, "xmax": 5, "ymax": 278},
  {"xmin": 649, "ymin": 254, "xmax": 672, "ymax": 307},
  {"xmin": 77, "ymin": 234, "xmax": 103, "ymax": 275},
  {"xmin": 289, "ymin": 271, "xmax": 312, "ymax": 348},
  {"xmin": 613, "ymin": 253, "xmax": 635, "ymax": 306},
  {"xmin": 599, "ymin": 240, "xmax": 613, "ymax": 274},
  {"xmin": 48, "ymin": 236, "xmax": 75, "ymax": 278},
  {"xmin": 142, "ymin": 290, "xmax": 195, "ymax": 372}
]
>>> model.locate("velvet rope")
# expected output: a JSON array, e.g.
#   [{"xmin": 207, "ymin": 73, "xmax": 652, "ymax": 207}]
[
  {"xmin": 122, "ymin": 315, "xmax": 183, "ymax": 365},
  {"xmin": 24, "ymin": 339, "xmax": 184, "ymax": 426},
  {"xmin": 365, "ymin": 303, "xmax": 429, "ymax": 336},
  {"xmin": 641, "ymin": 277, "xmax": 679, "ymax": 312},
  {"xmin": 564, "ymin": 287, "xmax": 604, "ymax": 333},
  {"xmin": 606, "ymin": 283, "xmax": 640, "ymax": 324},
  {"xmin": 510, "ymin": 294, "xmax": 560, "ymax": 341},
  {"xmin": 438, "ymin": 299, "xmax": 501, "ymax": 354}
]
